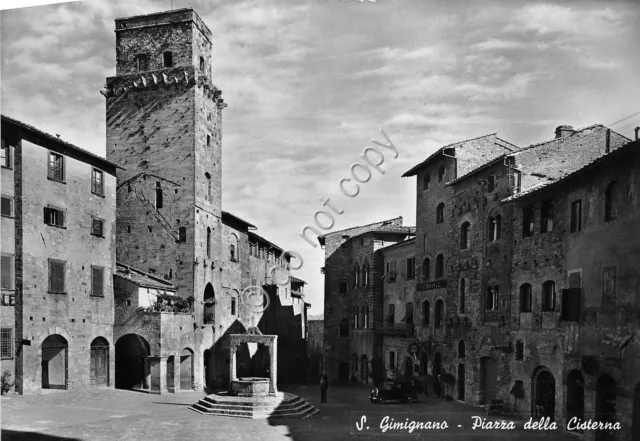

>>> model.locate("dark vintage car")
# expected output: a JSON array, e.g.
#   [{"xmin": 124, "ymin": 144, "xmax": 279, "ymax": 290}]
[{"xmin": 370, "ymin": 381, "xmax": 417, "ymax": 404}]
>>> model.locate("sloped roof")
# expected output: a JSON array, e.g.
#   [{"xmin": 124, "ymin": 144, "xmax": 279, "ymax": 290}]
[
  {"xmin": 222, "ymin": 211, "xmax": 257, "ymax": 229},
  {"xmin": 402, "ymin": 134, "xmax": 518, "ymax": 177},
  {"xmin": 317, "ymin": 217, "xmax": 405, "ymax": 246},
  {"xmin": 1, "ymin": 114, "xmax": 123, "ymax": 171},
  {"xmin": 503, "ymin": 137, "xmax": 639, "ymax": 203},
  {"xmin": 114, "ymin": 262, "xmax": 176, "ymax": 290},
  {"xmin": 377, "ymin": 237, "xmax": 417, "ymax": 252}
]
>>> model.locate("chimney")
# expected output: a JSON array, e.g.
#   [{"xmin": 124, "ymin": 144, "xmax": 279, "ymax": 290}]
[
  {"xmin": 555, "ymin": 125, "xmax": 575, "ymax": 139},
  {"xmin": 635, "ymin": 126, "xmax": 639, "ymax": 141}
]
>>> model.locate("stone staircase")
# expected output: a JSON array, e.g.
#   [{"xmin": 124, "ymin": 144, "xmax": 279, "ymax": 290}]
[{"xmin": 189, "ymin": 392, "xmax": 319, "ymax": 419}]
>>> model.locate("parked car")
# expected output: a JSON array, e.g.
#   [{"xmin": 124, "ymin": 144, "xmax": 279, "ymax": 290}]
[{"xmin": 370, "ymin": 381, "xmax": 416, "ymax": 404}]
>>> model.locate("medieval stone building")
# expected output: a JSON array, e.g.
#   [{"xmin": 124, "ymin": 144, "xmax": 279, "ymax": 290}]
[{"xmin": 1, "ymin": 115, "xmax": 119, "ymax": 393}]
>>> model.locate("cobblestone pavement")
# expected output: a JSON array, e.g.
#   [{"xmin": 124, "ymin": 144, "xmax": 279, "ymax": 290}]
[{"xmin": 1, "ymin": 384, "xmax": 581, "ymax": 440}]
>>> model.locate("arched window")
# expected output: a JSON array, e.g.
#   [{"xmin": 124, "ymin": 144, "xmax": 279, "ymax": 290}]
[
  {"xmin": 436, "ymin": 203, "xmax": 445, "ymax": 224},
  {"xmin": 435, "ymin": 299, "xmax": 444, "ymax": 328},
  {"xmin": 605, "ymin": 181, "xmax": 618, "ymax": 221},
  {"xmin": 340, "ymin": 318, "xmax": 349, "ymax": 337},
  {"xmin": 353, "ymin": 309, "xmax": 359, "ymax": 329},
  {"xmin": 363, "ymin": 263, "xmax": 369, "ymax": 286},
  {"xmin": 405, "ymin": 302, "xmax": 414, "ymax": 323},
  {"xmin": 205, "ymin": 172, "xmax": 212, "ymax": 201},
  {"xmin": 542, "ymin": 281, "xmax": 556, "ymax": 311},
  {"xmin": 458, "ymin": 341, "xmax": 465, "ymax": 359},
  {"xmin": 541, "ymin": 200, "xmax": 555, "ymax": 233},
  {"xmin": 230, "ymin": 234, "xmax": 238, "ymax": 262},
  {"xmin": 488, "ymin": 214, "xmax": 501, "ymax": 241},
  {"xmin": 423, "ymin": 257, "xmax": 431, "ymax": 278},
  {"xmin": 155, "ymin": 182, "xmax": 163, "ymax": 209},
  {"xmin": 422, "ymin": 301, "xmax": 430, "ymax": 326},
  {"xmin": 353, "ymin": 264, "xmax": 360, "ymax": 288},
  {"xmin": 459, "ymin": 278, "xmax": 466, "ymax": 314},
  {"xmin": 485, "ymin": 285, "xmax": 498, "ymax": 311},
  {"xmin": 231, "ymin": 297, "xmax": 236, "ymax": 315},
  {"xmin": 199, "ymin": 56, "xmax": 205, "ymax": 72},
  {"xmin": 423, "ymin": 173, "xmax": 430, "ymax": 190},
  {"xmin": 435, "ymin": 254, "xmax": 444, "ymax": 278},
  {"xmin": 438, "ymin": 165, "xmax": 445, "ymax": 182},
  {"xmin": 487, "ymin": 173, "xmax": 495, "ymax": 192},
  {"xmin": 387, "ymin": 304, "xmax": 395, "ymax": 324},
  {"xmin": 163, "ymin": 51, "xmax": 173, "ymax": 67},
  {"xmin": 460, "ymin": 222, "xmax": 470, "ymax": 250},
  {"xmin": 363, "ymin": 306, "xmax": 369, "ymax": 328},
  {"xmin": 519, "ymin": 283, "xmax": 532, "ymax": 312},
  {"xmin": 206, "ymin": 227, "xmax": 211, "ymax": 258}
]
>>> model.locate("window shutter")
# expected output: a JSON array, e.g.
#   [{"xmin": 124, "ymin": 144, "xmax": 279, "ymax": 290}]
[
  {"xmin": 58, "ymin": 210, "xmax": 65, "ymax": 227},
  {"xmin": 44, "ymin": 207, "xmax": 50, "ymax": 224},
  {"xmin": 1, "ymin": 256, "xmax": 11, "ymax": 289},
  {"xmin": 50, "ymin": 261, "xmax": 64, "ymax": 293}
]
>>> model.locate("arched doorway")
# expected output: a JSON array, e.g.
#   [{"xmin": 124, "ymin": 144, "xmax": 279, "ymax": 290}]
[
  {"xmin": 115, "ymin": 334, "xmax": 150, "ymax": 390},
  {"xmin": 90, "ymin": 337, "xmax": 109, "ymax": 387},
  {"xmin": 457, "ymin": 363, "xmax": 465, "ymax": 400},
  {"xmin": 361, "ymin": 355, "xmax": 368, "ymax": 384},
  {"xmin": 204, "ymin": 283, "xmax": 215, "ymax": 324},
  {"xmin": 533, "ymin": 368, "xmax": 556, "ymax": 420},
  {"xmin": 566, "ymin": 370, "xmax": 584, "ymax": 430},
  {"xmin": 633, "ymin": 382, "xmax": 640, "ymax": 441},
  {"xmin": 404, "ymin": 357, "xmax": 414, "ymax": 379},
  {"xmin": 166, "ymin": 355, "xmax": 175, "ymax": 392},
  {"xmin": 595, "ymin": 374, "xmax": 616, "ymax": 441},
  {"xmin": 42, "ymin": 334, "xmax": 68, "ymax": 389},
  {"xmin": 479, "ymin": 357, "xmax": 497, "ymax": 404},
  {"xmin": 180, "ymin": 348, "xmax": 194, "ymax": 390}
]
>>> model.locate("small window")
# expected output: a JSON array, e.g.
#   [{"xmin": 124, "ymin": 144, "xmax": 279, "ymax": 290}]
[
  {"xmin": 206, "ymin": 227, "xmax": 212, "ymax": 258},
  {"xmin": 460, "ymin": 222, "xmax": 470, "ymax": 250},
  {"xmin": 230, "ymin": 244, "xmax": 236, "ymax": 262},
  {"xmin": 48, "ymin": 259, "xmax": 66, "ymax": 294},
  {"xmin": 48, "ymin": 152, "xmax": 65, "ymax": 182},
  {"xmin": 136, "ymin": 54, "xmax": 149, "ymax": 71},
  {"xmin": 127, "ymin": 184, "xmax": 132, "ymax": 193},
  {"xmin": 570, "ymin": 200, "xmax": 582, "ymax": 233},
  {"xmin": 434, "ymin": 299, "xmax": 444, "ymax": 328},
  {"xmin": 206, "ymin": 134, "xmax": 211, "ymax": 147},
  {"xmin": 163, "ymin": 51, "xmax": 173, "ymax": 68},
  {"xmin": 487, "ymin": 173, "xmax": 495, "ymax": 192},
  {"xmin": 422, "ymin": 258, "xmax": 430, "ymax": 278},
  {"xmin": 155, "ymin": 182, "xmax": 163, "ymax": 209},
  {"xmin": 231, "ymin": 297, "xmax": 236, "ymax": 315},
  {"xmin": 91, "ymin": 266, "xmax": 104, "ymax": 297},
  {"xmin": 485, "ymin": 285, "xmax": 498, "ymax": 311},
  {"xmin": 178, "ymin": 227, "xmax": 187, "ymax": 243},
  {"xmin": 387, "ymin": 304, "xmax": 395, "ymax": 323},
  {"xmin": 522, "ymin": 205, "xmax": 535, "ymax": 237},
  {"xmin": 91, "ymin": 218, "xmax": 105, "ymax": 237},
  {"xmin": 127, "ymin": 226, "xmax": 131, "ymax": 233},
  {"xmin": 436, "ymin": 203, "xmax": 445, "ymax": 224},
  {"xmin": 204, "ymin": 173, "xmax": 212, "ymax": 201},
  {"xmin": 91, "ymin": 168, "xmax": 104, "ymax": 196},
  {"xmin": 438, "ymin": 165, "xmax": 445, "ymax": 182},
  {"xmin": 405, "ymin": 302, "xmax": 414, "ymax": 323},
  {"xmin": 1, "ymin": 255, "xmax": 13, "ymax": 290},
  {"xmin": 422, "ymin": 301, "xmax": 430, "ymax": 326},
  {"xmin": 388, "ymin": 351, "xmax": 396, "ymax": 370},
  {"xmin": 519, "ymin": 283, "xmax": 532, "ymax": 312},
  {"xmin": 339, "ymin": 318, "xmax": 349, "ymax": 337},
  {"xmin": 515, "ymin": 341, "xmax": 524, "ymax": 360},
  {"xmin": 540, "ymin": 200, "xmax": 554, "ymax": 233},
  {"xmin": 406, "ymin": 257, "xmax": 415, "ymax": 279},
  {"xmin": 44, "ymin": 207, "xmax": 65, "ymax": 227},
  {"xmin": 542, "ymin": 281, "xmax": 556, "ymax": 311},
  {"xmin": 1, "ymin": 196, "xmax": 12, "ymax": 217},
  {"xmin": 459, "ymin": 278, "xmax": 466, "ymax": 314},
  {"xmin": 1, "ymin": 328, "xmax": 13, "ymax": 359},
  {"xmin": 487, "ymin": 214, "xmax": 502, "ymax": 241},
  {"xmin": 561, "ymin": 288, "xmax": 581, "ymax": 322},
  {"xmin": 199, "ymin": 56, "xmax": 205, "ymax": 71},
  {"xmin": 423, "ymin": 173, "xmax": 430, "ymax": 190},
  {"xmin": 605, "ymin": 181, "xmax": 618, "ymax": 222},
  {"xmin": 435, "ymin": 254, "xmax": 444, "ymax": 278},
  {"xmin": 1, "ymin": 140, "xmax": 11, "ymax": 169}
]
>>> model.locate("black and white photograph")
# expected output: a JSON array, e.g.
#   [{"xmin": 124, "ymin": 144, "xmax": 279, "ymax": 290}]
[{"xmin": 1, "ymin": 0, "xmax": 639, "ymax": 440}]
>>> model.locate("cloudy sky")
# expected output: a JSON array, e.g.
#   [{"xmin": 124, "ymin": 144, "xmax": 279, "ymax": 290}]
[{"xmin": 2, "ymin": 0, "xmax": 639, "ymax": 314}]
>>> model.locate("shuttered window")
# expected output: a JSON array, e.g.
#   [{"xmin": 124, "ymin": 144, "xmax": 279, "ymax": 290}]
[
  {"xmin": 48, "ymin": 152, "xmax": 65, "ymax": 182},
  {"xmin": 91, "ymin": 168, "xmax": 104, "ymax": 196},
  {"xmin": 44, "ymin": 207, "xmax": 65, "ymax": 227},
  {"xmin": 91, "ymin": 267, "xmax": 104, "ymax": 297},
  {"xmin": 1, "ymin": 255, "xmax": 13, "ymax": 290},
  {"xmin": 1, "ymin": 197, "xmax": 12, "ymax": 217},
  {"xmin": 49, "ymin": 260, "xmax": 66, "ymax": 294},
  {"xmin": 91, "ymin": 218, "xmax": 104, "ymax": 237}
]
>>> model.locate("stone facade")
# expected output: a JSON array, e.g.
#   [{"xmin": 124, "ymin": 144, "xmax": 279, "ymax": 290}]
[
  {"xmin": 1, "ymin": 115, "xmax": 118, "ymax": 394},
  {"xmin": 320, "ymin": 217, "xmax": 415, "ymax": 384}
]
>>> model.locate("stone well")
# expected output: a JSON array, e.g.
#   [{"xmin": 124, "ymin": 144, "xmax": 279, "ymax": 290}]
[{"xmin": 230, "ymin": 377, "xmax": 270, "ymax": 397}]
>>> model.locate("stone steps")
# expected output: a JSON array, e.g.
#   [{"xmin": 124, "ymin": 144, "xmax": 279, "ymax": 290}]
[{"xmin": 189, "ymin": 394, "xmax": 319, "ymax": 419}]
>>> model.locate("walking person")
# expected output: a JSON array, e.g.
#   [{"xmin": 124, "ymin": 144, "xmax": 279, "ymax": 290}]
[{"xmin": 320, "ymin": 374, "xmax": 329, "ymax": 403}]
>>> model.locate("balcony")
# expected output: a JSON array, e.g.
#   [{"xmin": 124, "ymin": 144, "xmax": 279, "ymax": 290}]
[{"xmin": 374, "ymin": 321, "xmax": 414, "ymax": 337}]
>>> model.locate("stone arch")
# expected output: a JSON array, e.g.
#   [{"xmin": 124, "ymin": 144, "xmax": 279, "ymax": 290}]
[
  {"xmin": 532, "ymin": 366, "xmax": 556, "ymax": 420},
  {"xmin": 38, "ymin": 327, "xmax": 72, "ymax": 348},
  {"xmin": 42, "ymin": 334, "xmax": 68, "ymax": 389},
  {"xmin": 115, "ymin": 334, "xmax": 150, "ymax": 390},
  {"xmin": 204, "ymin": 282, "xmax": 215, "ymax": 324},
  {"xmin": 90, "ymin": 336, "xmax": 110, "ymax": 387},
  {"xmin": 180, "ymin": 347, "xmax": 195, "ymax": 390}
]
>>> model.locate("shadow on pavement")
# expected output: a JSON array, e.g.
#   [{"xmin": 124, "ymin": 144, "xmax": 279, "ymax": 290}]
[{"xmin": 2, "ymin": 430, "xmax": 82, "ymax": 441}]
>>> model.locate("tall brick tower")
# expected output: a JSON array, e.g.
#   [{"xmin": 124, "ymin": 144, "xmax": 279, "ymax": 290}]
[{"xmin": 104, "ymin": 8, "xmax": 225, "ymax": 326}]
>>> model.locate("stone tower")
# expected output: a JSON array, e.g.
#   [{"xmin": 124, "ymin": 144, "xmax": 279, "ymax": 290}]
[{"xmin": 104, "ymin": 8, "xmax": 225, "ymax": 325}]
